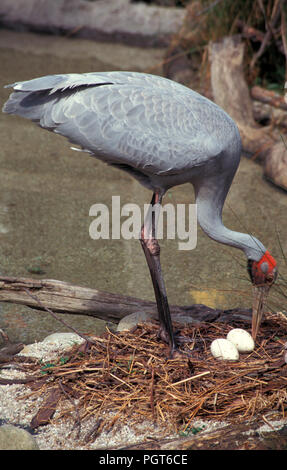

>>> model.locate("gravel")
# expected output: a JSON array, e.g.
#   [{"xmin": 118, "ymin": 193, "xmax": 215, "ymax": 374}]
[
  {"xmin": 0, "ymin": 335, "xmax": 177, "ymax": 449},
  {"xmin": 0, "ymin": 371, "xmax": 176, "ymax": 449}
]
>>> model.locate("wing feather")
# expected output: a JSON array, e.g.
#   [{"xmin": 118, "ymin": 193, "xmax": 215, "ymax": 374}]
[{"xmin": 3, "ymin": 72, "xmax": 238, "ymax": 175}]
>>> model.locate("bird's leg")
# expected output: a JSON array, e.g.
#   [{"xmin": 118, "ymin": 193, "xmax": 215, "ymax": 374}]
[{"xmin": 140, "ymin": 192, "xmax": 177, "ymax": 356}]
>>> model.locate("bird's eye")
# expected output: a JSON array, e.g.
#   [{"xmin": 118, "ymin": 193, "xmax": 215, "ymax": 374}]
[{"xmin": 260, "ymin": 261, "xmax": 269, "ymax": 273}]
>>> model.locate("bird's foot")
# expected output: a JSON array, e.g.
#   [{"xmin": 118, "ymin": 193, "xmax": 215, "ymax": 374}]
[
  {"xmin": 169, "ymin": 345, "xmax": 192, "ymax": 359},
  {"xmin": 157, "ymin": 325, "xmax": 172, "ymax": 345},
  {"xmin": 157, "ymin": 327, "xmax": 192, "ymax": 359}
]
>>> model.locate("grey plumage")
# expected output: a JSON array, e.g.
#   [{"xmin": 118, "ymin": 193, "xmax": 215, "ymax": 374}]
[
  {"xmin": 3, "ymin": 71, "xmax": 266, "ymax": 261},
  {"xmin": 3, "ymin": 71, "xmax": 237, "ymax": 176}
]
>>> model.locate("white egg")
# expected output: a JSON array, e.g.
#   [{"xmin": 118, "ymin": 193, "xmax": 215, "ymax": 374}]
[
  {"xmin": 210, "ymin": 338, "xmax": 239, "ymax": 361},
  {"xmin": 226, "ymin": 328, "xmax": 255, "ymax": 353}
]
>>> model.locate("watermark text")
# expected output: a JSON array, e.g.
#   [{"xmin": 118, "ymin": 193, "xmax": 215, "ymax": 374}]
[{"xmin": 89, "ymin": 196, "xmax": 197, "ymax": 251}]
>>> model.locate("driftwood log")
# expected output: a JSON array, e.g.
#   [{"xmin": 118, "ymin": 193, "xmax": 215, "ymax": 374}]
[
  {"xmin": 209, "ymin": 35, "xmax": 275, "ymax": 159},
  {"xmin": 0, "ymin": 275, "xmax": 160, "ymax": 323},
  {"xmin": 251, "ymin": 86, "xmax": 287, "ymax": 111},
  {"xmin": 0, "ymin": 0, "xmax": 185, "ymax": 47},
  {"xmin": 0, "ymin": 275, "xmax": 253, "ymax": 326}
]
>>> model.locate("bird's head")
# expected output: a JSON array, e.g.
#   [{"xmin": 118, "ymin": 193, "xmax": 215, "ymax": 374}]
[{"xmin": 247, "ymin": 250, "xmax": 278, "ymax": 340}]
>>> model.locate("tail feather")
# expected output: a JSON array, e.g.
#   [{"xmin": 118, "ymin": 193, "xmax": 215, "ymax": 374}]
[
  {"xmin": 2, "ymin": 89, "xmax": 57, "ymax": 126},
  {"xmin": 4, "ymin": 74, "xmax": 64, "ymax": 93},
  {"xmin": 2, "ymin": 73, "xmax": 115, "ymax": 126},
  {"xmin": 4, "ymin": 72, "xmax": 115, "ymax": 94}
]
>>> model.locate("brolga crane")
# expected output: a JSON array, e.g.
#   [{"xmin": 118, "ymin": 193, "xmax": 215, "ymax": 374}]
[{"xmin": 3, "ymin": 71, "xmax": 278, "ymax": 356}]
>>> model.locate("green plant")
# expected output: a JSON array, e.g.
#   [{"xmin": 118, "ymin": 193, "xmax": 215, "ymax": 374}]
[{"xmin": 179, "ymin": 424, "xmax": 205, "ymax": 436}]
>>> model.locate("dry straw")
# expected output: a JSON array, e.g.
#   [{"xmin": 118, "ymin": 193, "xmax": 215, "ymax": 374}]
[{"xmin": 22, "ymin": 312, "xmax": 287, "ymax": 438}]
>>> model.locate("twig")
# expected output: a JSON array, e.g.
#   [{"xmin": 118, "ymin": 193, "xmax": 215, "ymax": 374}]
[
  {"xmin": 0, "ymin": 376, "xmax": 39, "ymax": 385},
  {"xmin": 251, "ymin": 0, "xmax": 282, "ymax": 69},
  {"xmin": 280, "ymin": 2, "xmax": 287, "ymax": 78},
  {"xmin": 0, "ymin": 328, "xmax": 10, "ymax": 344},
  {"xmin": 23, "ymin": 287, "xmax": 99, "ymax": 346},
  {"xmin": 195, "ymin": 0, "xmax": 225, "ymax": 17},
  {"xmin": 262, "ymin": 414, "xmax": 276, "ymax": 430},
  {"xmin": 84, "ymin": 419, "xmax": 104, "ymax": 443},
  {"xmin": 150, "ymin": 366, "xmax": 155, "ymax": 421},
  {"xmin": 58, "ymin": 379, "xmax": 81, "ymax": 439},
  {"xmin": 167, "ymin": 371, "xmax": 211, "ymax": 387},
  {"xmin": 109, "ymin": 372, "xmax": 134, "ymax": 389}
]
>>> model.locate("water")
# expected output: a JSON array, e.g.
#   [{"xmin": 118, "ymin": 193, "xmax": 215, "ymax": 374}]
[{"xmin": 0, "ymin": 30, "xmax": 286, "ymax": 344}]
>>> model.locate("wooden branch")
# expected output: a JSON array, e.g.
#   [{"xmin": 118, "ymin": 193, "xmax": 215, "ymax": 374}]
[
  {"xmin": 281, "ymin": 2, "xmax": 287, "ymax": 78},
  {"xmin": 235, "ymin": 19, "xmax": 285, "ymax": 55},
  {"xmin": 194, "ymin": 0, "xmax": 225, "ymax": 17},
  {"xmin": 0, "ymin": 276, "xmax": 159, "ymax": 323},
  {"xmin": 250, "ymin": 0, "xmax": 282, "ymax": 69},
  {"xmin": 251, "ymin": 85, "xmax": 287, "ymax": 110},
  {"xmin": 0, "ymin": 275, "xmax": 252, "ymax": 325},
  {"xmin": 236, "ymin": 20, "xmax": 265, "ymax": 43}
]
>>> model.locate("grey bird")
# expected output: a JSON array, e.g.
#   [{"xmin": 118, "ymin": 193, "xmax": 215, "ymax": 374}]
[{"xmin": 2, "ymin": 71, "xmax": 278, "ymax": 355}]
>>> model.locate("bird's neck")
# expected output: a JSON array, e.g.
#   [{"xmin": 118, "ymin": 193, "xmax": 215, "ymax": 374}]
[{"xmin": 194, "ymin": 176, "xmax": 266, "ymax": 262}]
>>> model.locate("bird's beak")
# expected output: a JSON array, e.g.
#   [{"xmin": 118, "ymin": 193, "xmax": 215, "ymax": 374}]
[{"xmin": 251, "ymin": 285, "xmax": 270, "ymax": 340}]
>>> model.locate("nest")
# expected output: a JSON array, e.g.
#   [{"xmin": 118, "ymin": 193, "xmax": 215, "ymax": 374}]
[{"xmin": 23, "ymin": 312, "xmax": 287, "ymax": 439}]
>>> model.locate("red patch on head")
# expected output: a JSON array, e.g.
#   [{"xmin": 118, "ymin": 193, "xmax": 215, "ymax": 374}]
[
  {"xmin": 257, "ymin": 250, "xmax": 277, "ymax": 274},
  {"xmin": 250, "ymin": 250, "xmax": 277, "ymax": 286}
]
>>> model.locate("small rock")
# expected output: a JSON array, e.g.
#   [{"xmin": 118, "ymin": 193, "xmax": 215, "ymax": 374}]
[
  {"xmin": 41, "ymin": 332, "xmax": 84, "ymax": 346},
  {"xmin": 0, "ymin": 424, "xmax": 39, "ymax": 450},
  {"xmin": 19, "ymin": 332, "xmax": 85, "ymax": 361},
  {"xmin": 117, "ymin": 311, "xmax": 154, "ymax": 332}
]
